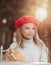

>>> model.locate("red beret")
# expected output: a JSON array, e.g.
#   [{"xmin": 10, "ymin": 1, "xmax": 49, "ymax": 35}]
[{"xmin": 15, "ymin": 15, "xmax": 40, "ymax": 29}]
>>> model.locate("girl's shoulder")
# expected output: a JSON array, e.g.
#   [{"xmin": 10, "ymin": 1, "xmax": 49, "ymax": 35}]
[{"xmin": 10, "ymin": 41, "xmax": 17, "ymax": 49}]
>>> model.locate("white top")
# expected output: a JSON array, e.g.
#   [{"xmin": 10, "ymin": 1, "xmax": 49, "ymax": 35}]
[{"xmin": 9, "ymin": 38, "xmax": 48, "ymax": 62}]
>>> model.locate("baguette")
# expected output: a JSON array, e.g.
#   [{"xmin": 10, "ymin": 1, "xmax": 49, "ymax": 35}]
[
  {"xmin": 5, "ymin": 48, "xmax": 24, "ymax": 61},
  {"xmin": 5, "ymin": 52, "xmax": 15, "ymax": 61}
]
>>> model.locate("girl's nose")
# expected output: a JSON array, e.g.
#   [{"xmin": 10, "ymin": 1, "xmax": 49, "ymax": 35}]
[{"xmin": 30, "ymin": 29, "xmax": 33, "ymax": 33}]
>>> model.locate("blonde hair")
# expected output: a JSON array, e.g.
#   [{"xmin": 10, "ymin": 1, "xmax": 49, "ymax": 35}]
[{"xmin": 15, "ymin": 27, "xmax": 43, "ymax": 48}]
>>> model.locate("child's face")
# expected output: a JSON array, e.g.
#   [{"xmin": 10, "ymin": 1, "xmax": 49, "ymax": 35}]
[{"xmin": 21, "ymin": 23, "xmax": 36, "ymax": 40}]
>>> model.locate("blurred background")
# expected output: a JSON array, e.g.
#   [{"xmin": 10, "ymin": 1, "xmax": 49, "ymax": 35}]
[{"xmin": 0, "ymin": 0, "xmax": 51, "ymax": 62}]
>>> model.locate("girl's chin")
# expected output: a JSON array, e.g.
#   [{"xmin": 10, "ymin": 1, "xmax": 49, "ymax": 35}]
[
  {"xmin": 24, "ymin": 37, "xmax": 33, "ymax": 40},
  {"xmin": 22, "ymin": 36, "xmax": 33, "ymax": 40}
]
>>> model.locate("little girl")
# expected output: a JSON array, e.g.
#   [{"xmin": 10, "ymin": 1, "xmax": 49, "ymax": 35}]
[{"xmin": 6, "ymin": 15, "xmax": 48, "ymax": 62}]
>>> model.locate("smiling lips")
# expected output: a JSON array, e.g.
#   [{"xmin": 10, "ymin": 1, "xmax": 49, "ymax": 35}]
[{"xmin": 28, "ymin": 33, "xmax": 33, "ymax": 36}]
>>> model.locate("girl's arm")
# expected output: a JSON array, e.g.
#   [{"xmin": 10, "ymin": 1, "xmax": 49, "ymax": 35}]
[
  {"xmin": 5, "ymin": 42, "xmax": 24, "ymax": 61},
  {"xmin": 40, "ymin": 42, "xmax": 48, "ymax": 62},
  {"xmin": 5, "ymin": 42, "xmax": 17, "ymax": 61}
]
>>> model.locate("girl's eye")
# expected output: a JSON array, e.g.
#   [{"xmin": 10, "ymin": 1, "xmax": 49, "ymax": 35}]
[
  {"xmin": 25, "ymin": 28, "xmax": 29, "ymax": 29},
  {"xmin": 25, "ymin": 27, "xmax": 35, "ymax": 30},
  {"xmin": 33, "ymin": 28, "xmax": 35, "ymax": 30}
]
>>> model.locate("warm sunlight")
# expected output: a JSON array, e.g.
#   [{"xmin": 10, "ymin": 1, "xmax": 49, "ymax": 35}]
[{"xmin": 35, "ymin": 8, "xmax": 47, "ymax": 22}]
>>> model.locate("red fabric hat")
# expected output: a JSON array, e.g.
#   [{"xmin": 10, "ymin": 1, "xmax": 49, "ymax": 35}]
[{"xmin": 15, "ymin": 15, "xmax": 40, "ymax": 29}]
